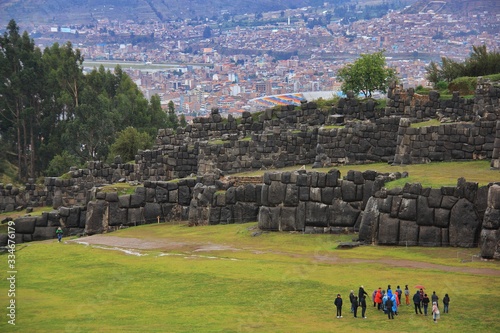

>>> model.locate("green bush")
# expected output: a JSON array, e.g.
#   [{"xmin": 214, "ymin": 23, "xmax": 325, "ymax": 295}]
[
  {"xmin": 46, "ymin": 151, "xmax": 81, "ymax": 177},
  {"xmin": 448, "ymin": 76, "xmax": 477, "ymax": 95},
  {"xmin": 435, "ymin": 81, "xmax": 448, "ymax": 91}
]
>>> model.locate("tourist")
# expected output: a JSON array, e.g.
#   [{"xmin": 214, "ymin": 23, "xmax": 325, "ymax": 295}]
[
  {"xmin": 349, "ymin": 290, "xmax": 355, "ymax": 313},
  {"xmin": 422, "ymin": 293, "xmax": 430, "ymax": 316},
  {"xmin": 372, "ymin": 289, "xmax": 377, "ymax": 307},
  {"xmin": 404, "ymin": 285, "xmax": 410, "ymax": 306},
  {"xmin": 56, "ymin": 227, "xmax": 63, "ymax": 242},
  {"xmin": 334, "ymin": 294, "xmax": 343, "ymax": 318},
  {"xmin": 396, "ymin": 285, "xmax": 402, "ymax": 304},
  {"xmin": 375, "ymin": 288, "xmax": 383, "ymax": 310},
  {"xmin": 443, "ymin": 293, "xmax": 450, "ymax": 313},
  {"xmin": 360, "ymin": 295, "xmax": 367, "ymax": 319},
  {"xmin": 382, "ymin": 290, "xmax": 389, "ymax": 313},
  {"xmin": 392, "ymin": 289, "xmax": 399, "ymax": 315},
  {"xmin": 352, "ymin": 296, "xmax": 359, "ymax": 318},
  {"xmin": 413, "ymin": 290, "xmax": 423, "ymax": 314},
  {"xmin": 386, "ymin": 296, "xmax": 394, "ymax": 319},
  {"xmin": 358, "ymin": 285, "xmax": 368, "ymax": 302},
  {"xmin": 432, "ymin": 301, "xmax": 440, "ymax": 323},
  {"xmin": 431, "ymin": 291, "xmax": 439, "ymax": 307}
]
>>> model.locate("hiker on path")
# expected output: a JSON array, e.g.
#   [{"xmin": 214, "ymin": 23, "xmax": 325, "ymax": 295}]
[
  {"xmin": 413, "ymin": 290, "xmax": 423, "ymax": 314},
  {"xmin": 443, "ymin": 294, "xmax": 450, "ymax": 313},
  {"xmin": 56, "ymin": 227, "xmax": 63, "ymax": 242}
]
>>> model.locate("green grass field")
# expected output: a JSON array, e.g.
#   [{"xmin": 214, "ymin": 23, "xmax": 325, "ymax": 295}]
[{"xmin": 1, "ymin": 222, "xmax": 499, "ymax": 333}]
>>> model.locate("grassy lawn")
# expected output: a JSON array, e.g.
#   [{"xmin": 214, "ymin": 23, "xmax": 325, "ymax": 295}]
[
  {"xmin": 236, "ymin": 160, "xmax": 499, "ymax": 189},
  {"xmin": 0, "ymin": 222, "xmax": 498, "ymax": 332}
]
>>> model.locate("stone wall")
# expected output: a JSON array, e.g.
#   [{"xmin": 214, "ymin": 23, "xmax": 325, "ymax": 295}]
[
  {"xmin": 385, "ymin": 84, "xmax": 476, "ymax": 121},
  {"xmin": 394, "ymin": 118, "xmax": 496, "ymax": 164},
  {"xmin": 358, "ymin": 178, "xmax": 488, "ymax": 248},
  {"xmin": 257, "ymin": 169, "xmax": 404, "ymax": 233},
  {"xmin": 188, "ymin": 173, "xmax": 263, "ymax": 226},
  {"xmin": 480, "ymin": 184, "xmax": 500, "ymax": 259},
  {"xmin": 314, "ymin": 116, "xmax": 400, "ymax": 166}
]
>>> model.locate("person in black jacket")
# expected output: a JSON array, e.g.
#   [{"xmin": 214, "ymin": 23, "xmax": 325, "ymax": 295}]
[
  {"xmin": 386, "ymin": 297, "xmax": 394, "ymax": 319},
  {"xmin": 352, "ymin": 296, "xmax": 359, "ymax": 318},
  {"xmin": 422, "ymin": 293, "xmax": 430, "ymax": 315},
  {"xmin": 431, "ymin": 291, "xmax": 439, "ymax": 308},
  {"xmin": 443, "ymin": 293, "xmax": 450, "ymax": 313},
  {"xmin": 413, "ymin": 290, "xmax": 423, "ymax": 314},
  {"xmin": 349, "ymin": 290, "xmax": 355, "ymax": 313},
  {"xmin": 360, "ymin": 295, "xmax": 367, "ymax": 319},
  {"xmin": 358, "ymin": 285, "xmax": 368, "ymax": 302},
  {"xmin": 334, "ymin": 294, "xmax": 343, "ymax": 318}
]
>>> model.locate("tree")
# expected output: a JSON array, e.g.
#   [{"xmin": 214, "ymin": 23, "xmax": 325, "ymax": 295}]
[
  {"xmin": 109, "ymin": 127, "xmax": 152, "ymax": 163},
  {"xmin": 167, "ymin": 100, "xmax": 179, "ymax": 129},
  {"xmin": 179, "ymin": 114, "xmax": 187, "ymax": 128},
  {"xmin": 202, "ymin": 26, "xmax": 212, "ymax": 39},
  {"xmin": 0, "ymin": 19, "xmax": 45, "ymax": 180},
  {"xmin": 337, "ymin": 50, "xmax": 396, "ymax": 98}
]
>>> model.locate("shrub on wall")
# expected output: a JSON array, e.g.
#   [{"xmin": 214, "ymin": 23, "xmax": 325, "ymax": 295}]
[{"xmin": 448, "ymin": 77, "xmax": 477, "ymax": 95}]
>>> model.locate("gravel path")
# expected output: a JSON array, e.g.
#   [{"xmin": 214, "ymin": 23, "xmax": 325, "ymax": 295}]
[{"xmin": 67, "ymin": 234, "xmax": 500, "ymax": 277}]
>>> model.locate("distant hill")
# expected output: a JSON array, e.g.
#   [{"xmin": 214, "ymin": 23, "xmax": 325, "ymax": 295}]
[
  {"xmin": 402, "ymin": 0, "xmax": 500, "ymax": 15},
  {"xmin": 0, "ymin": 0, "xmax": 413, "ymax": 28}
]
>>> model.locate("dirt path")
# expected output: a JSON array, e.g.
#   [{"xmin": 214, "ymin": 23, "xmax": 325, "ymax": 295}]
[{"xmin": 67, "ymin": 234, "xmax": 500, "ymax": 277}]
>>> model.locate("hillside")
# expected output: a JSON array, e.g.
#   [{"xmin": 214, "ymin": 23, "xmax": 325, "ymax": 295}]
[
  {"xmin": 0, "ymin": 0, "xmax": 413, "ymax": 27},
  {"xmin": 402, "ymin": 0, "xmax": 500, "ymax": 15}
]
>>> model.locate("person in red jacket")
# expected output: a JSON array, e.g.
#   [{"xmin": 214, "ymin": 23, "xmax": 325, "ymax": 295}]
[{"xmin": 375, "ymin": 287, "xmax": 383, "ymax": 310}]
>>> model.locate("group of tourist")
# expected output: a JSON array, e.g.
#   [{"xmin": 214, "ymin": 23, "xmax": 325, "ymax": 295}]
[{"xmin": 334, "ymin": 284, "xmax": 450, "ymax": 323}]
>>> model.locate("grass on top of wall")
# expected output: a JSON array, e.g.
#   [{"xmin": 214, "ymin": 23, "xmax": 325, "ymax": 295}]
[{"xmin": 235, "ymin": 160, "xmax": 498, "ymax": 189}]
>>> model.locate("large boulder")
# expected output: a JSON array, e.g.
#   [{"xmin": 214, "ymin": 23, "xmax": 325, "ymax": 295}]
[
  {"xmin": 258, "ymin": 206, "xmax": 280, "ymax": 231},
  {"xmin": 480, "ymin": 229, "xmax": 499, "ymax": 259},
  {"xmin": 142, "ymin": 202, "xmax": 161, "ymax": 224},
  {"xmin": 358, "ymin": 196, "xmax": 380, "ymax": 243},
  {"xmin": 85, "ymin": 200, "xmax": 108, "ymax": 235},
  {"xmin": 416, "ymin": 196, "xmax": 434, "ymax": 226},
  {"xmin": 330, "ymin": 200, "xmax": 360, "ymax": 227},
  {"xmin": 284, "ymin": 184, "xmax": 299, "ymax": 206},
  {"xmin": 14, "ymin": 216, "xmax": 36, "ymax": 234},
  {"xmin": 377, "ymin": 213, "xmax": 399, "ymax": 245},
  {"xmin": 280, "ymin": 207, "xmax": 303, "ymax": 231},
  {"xmin": 449, "ymin": 198, "xmax": 480, "ymax": 247},
  {"xmin": 65, "ymin": 207, "xmax": 82, "ymax": 228},
  {"xmin": 108, "ymin": 202, "xmax": 128, "ymax": 226},
  {"xmin": 32, "ymin": 226, "xmax": 58, "ymax": 241},
  {"xmin": 482, "ymin": 207, "xmax": 500, "ymax": 229},
  {"xmin": 398, "ymin": 197, "xmax": 417, "ymax": 221},
  {"xmin": 398, "ymin": 220, "xmax": 419, "ymax": 246},
  {"xmin": 304, "ymin": 201, "xmax": 328, "ymax": 227},
  {"xmin": 233, "ymin": 202, "xmax": 259, "ymax": 223},
  {"xmin": 418, "ymin": 226, "xmax": 441, "ymax": 247}
]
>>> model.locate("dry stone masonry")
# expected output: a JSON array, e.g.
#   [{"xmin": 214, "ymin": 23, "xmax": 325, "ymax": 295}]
[{"xmin": 3, "ymin": 77, "xmax": 500, "ymax": 259}]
